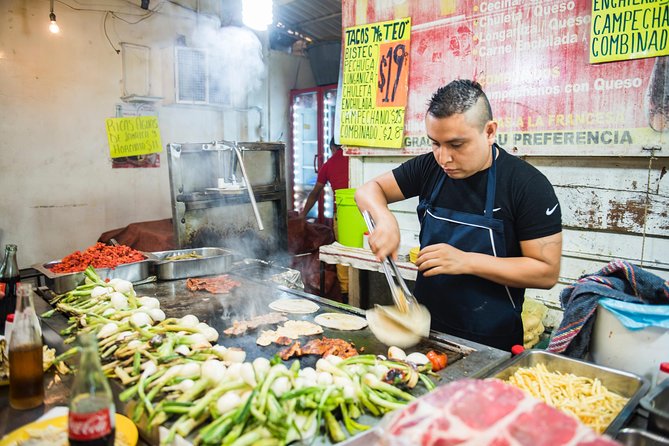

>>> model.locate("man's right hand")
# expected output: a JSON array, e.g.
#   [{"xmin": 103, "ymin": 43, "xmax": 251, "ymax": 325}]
[
  {"xmin": 354, "ymin": 172, "xmax": 406, "ymax": 261},
  {"xmin": 367, "ymin": 209, "xmax": 401, "ymax": 261}
]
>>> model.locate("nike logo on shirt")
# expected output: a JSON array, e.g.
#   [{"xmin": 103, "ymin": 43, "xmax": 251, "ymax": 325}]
[{"xmin": 546, "ymin": 204, "xmax": 559, "ymax": 215}]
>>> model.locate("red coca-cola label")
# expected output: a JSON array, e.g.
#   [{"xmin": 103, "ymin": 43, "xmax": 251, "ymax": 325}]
[{"xmin": 68, "ymin": 408, "xmax": 113, "ymax": 441}]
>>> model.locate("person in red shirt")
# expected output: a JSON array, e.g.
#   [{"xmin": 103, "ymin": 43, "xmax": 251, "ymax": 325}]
[
  {"xmin": 300, "ymin": 137, "xmax": 350, "ymax": 294},
  {"xmin": 300, "ymin": 138, "xmax": 350, "ymax": 215}
]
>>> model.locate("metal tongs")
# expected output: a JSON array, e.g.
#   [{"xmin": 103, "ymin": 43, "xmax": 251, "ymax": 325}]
[{"xmin": 362, "ymin": 211, "xmax": 418, "ymax": 314}]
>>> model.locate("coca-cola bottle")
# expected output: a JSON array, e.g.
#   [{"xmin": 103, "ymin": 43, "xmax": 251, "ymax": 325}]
[
  {"xmin": 0, "ymin": 244, "xmax": 20, "ymax": 333},
  {"xmin": 68, "ymin": 332, "xmax": 116, "ymax": 446},
  {"xmin": 9, "ymin": 283, "xmax": 44, "ymax": 409}
]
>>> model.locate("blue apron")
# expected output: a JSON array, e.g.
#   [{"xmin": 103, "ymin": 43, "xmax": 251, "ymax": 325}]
[{"xmin": 414, "ymin": 144, "xmax": 523, "ymax": 351}]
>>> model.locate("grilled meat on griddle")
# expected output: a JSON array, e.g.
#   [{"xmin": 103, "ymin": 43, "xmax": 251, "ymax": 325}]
[
  {"xmin": 279, "ymin": 337, "xmax": 358, "ymax": 360},
  {"xmin": 186, "ymin": 275, "xmax": 240, "ymax": 294},
  {"xmin": 223, "ymin": 312, "xmax": 288, "ymax": 336}
]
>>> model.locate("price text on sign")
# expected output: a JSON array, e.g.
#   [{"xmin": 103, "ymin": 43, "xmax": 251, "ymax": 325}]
[
  {"xmin": 105, "ymin": 116, "xmax": 163, "ymax": 159},
  {"xmin": 341, "ymin": 17, "xmax": 411, "ymax": 148},
  {"xmin": 378, "ymin": 42, "xmax": 409, "ymax": 106},
  {"xmin": 590, "ymin": 0, "xmax": 669, "ymax": 63}
]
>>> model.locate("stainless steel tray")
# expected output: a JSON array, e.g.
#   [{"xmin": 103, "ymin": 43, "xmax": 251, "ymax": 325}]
[
  {"xmin": 32, "ymin": 259, "xmax": 152, "ymax": 294},
  {"xmin": 617, "ymin": 428, "xmax": 669, "ymax": 446},
  {"xmin": 641, "ymin": 380, "xmax": 669, "ymax": 437},
  {"xmin": 476, "ymin": 350, "xmax": 650, "ymax": 435},
  {"xmin": 149, "ymin": 247, "xmax": 233, "ymax": 280}
]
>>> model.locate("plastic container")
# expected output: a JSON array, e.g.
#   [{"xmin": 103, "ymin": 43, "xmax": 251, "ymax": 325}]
[
  {"xmin": 591, "ymin": 303, "xmax": 669, "ymax": 383},
  {"xmin": 335, "ymin": 188, "xmax": 367, "ymax": 248}
]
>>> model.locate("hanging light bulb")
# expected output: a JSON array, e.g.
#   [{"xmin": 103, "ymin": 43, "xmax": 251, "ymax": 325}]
[
  {"xmin": 49, "ymin": 13, "xmax": 59, "ymax": 33},
  {"xmin": 49, "ymin": 0, "xmax": 60, "ymax": 34}
]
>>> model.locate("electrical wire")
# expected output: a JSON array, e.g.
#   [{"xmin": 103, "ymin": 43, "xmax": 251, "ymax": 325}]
[
  {"xmin": 103, "ymin": 11, "xmax": 120, "ymax": 54},
  {"xmin": 110, "ymin": 10, "xmax": 157, "ymax": 24},
  {"xmin": 54, "ymin": 0, "xmax": 163, "ymax": 54},
  {"xmin": 54, "ymin": 0, "xmax": 159, "ymax": 17},
  {"xmin": 111, "ymin": 1, "xmax": 163, "ymax": 24},
  {"xmin": 51, "ymin": 0, "xmax": 215, "ymax": 54}
]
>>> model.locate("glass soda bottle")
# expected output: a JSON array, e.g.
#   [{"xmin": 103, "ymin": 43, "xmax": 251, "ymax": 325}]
[
  {"xmin": 68, "ymin": 332, "xmax": 116, "ymax": 446},
  {"xmin": 9, "ymin": 283, "xmax": 44, "ymax": 409},
  {"xmin": 0, "ymin": 244, "xmax": 20, "ymax": 333}
]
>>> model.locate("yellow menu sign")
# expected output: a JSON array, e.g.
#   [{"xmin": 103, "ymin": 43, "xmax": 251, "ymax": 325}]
[
  {"xmin": 341, "ymin": 17, "xmax": 411, "ymax": 148},
  {"xmin": 105, "ymin": 116, "xmax": 162, "ymax": 158},
  {"xmin": 590, "ymin": 0, "xmax": 669, "ymax": 63}
]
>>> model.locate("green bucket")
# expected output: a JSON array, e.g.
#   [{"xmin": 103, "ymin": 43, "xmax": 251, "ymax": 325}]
[{"xmin": 335, "ymin": 188, "xmax": 367, "ymax": 248}]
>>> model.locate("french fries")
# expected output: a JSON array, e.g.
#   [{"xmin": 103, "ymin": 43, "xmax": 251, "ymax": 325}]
[{"xmin": 505, "ymin": 363, "xmax": 628, "ymax": 434}]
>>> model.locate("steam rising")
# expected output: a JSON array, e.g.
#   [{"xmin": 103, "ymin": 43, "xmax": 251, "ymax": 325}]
[{"xmin": 191, "ymin": 25, "xmax": 265, "ymax": 107}]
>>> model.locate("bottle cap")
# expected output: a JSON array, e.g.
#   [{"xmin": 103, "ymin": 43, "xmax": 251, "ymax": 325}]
[
  {"xmin": 511, "ymin": 345, "xmax": 525, "ymax": 356},
  {"xmin": 660, "ymin": 362, "xmax": 669, "ymax": 373},
  {"xmin": 6, "ymin": 314, "xmax": 13, "ymax": 323}
]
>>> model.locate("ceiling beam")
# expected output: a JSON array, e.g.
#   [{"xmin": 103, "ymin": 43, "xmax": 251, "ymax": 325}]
[{"xmin": 295, "ymin": 11, "xmax": 341, "ymax": 27}]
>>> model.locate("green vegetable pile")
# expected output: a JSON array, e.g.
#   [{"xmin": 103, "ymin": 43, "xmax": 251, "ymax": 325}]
[{"xmin": 44, "ymin": 266, "xmax": 437, "ymax": 445}]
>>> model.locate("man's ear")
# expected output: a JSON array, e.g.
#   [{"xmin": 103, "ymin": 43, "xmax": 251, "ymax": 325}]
[{"xmin": 485, "ymin": 120, "xmax": 498, "ymax": 146}]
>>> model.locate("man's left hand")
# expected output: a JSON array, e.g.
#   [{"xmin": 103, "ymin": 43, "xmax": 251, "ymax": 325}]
[{"xmin": 415, "ymin": 243, "xmax": 469, "ymax": 277}]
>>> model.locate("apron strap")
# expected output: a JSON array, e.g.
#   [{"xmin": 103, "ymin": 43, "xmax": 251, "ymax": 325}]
[
  {"xmin": 428, "ymin": 171, "xmax": 447, "ymax": 205},
  {"xmin": 428, "ymin": 143, "xmax": 499, "ymax": 217},
  {"xmin": 484, "ymin": 144, "xmax": 498, "ymax": 217}
]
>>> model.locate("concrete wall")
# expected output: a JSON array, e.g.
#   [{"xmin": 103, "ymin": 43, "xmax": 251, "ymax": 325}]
[{"xmin": 0, "ymin": 0, "xmax": 313, "ymax": 267}]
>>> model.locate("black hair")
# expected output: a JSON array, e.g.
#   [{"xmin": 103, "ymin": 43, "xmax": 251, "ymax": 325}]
[
  {"xmin": 330, "ymin": 137, "xmax": 342, "ymax": 150},
  {"xmin": 427, "ymin": 79, "xmax": 493, "ymax": 130}
]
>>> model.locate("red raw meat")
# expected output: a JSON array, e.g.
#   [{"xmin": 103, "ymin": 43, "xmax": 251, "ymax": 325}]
[{"xmin": 378, "ymin": 379, "xmax": 621, "ymax": 446}]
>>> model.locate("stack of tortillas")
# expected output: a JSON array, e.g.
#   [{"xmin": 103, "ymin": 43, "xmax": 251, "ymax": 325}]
[
  {"xmin": 269, "ymin": 298, "xmax": 320, "ymax": 314},
  {"xmin": 256, "ymin": 320, "xmax": 323, "ymax": 346},
  {"xmin": 314, "ymin": 313, "xmax": 368, "ymax": 331},
  {"xmin": 366, "ymin": 304, "xmax": 431, "ymax": 348}
]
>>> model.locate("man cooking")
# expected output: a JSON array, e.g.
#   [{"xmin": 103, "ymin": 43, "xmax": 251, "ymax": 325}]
[{"xmin": 354, "ymin": 79, "xmax": 562, "ymax": 351}]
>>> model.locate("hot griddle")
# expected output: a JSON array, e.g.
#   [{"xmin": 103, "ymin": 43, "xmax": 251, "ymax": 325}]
[
  {"xmin": 134, "ymin": 265, "xmax": 508, "ymax": 383},
  {"xmin": 33, "ymin": 263, "xmax": 510, "ymax": 446}
]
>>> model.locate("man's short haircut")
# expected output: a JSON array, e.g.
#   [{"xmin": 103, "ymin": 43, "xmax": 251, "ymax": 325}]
[
  {"xmin": 330, "ymin": 137, "xmax": 342, "ymax": 150},
  {"xmin": 427, "ymin": 79, "xmax": 493, "ymax": 130}
]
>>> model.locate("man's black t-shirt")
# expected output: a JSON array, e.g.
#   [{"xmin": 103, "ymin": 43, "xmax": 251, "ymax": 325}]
[{"xmin": 393, "ymin": 146, "xmax": 562, "ymax": 258}]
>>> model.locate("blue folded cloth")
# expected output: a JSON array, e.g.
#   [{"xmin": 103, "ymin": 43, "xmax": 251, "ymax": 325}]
[
  {"xmin": 599, "ymin": 298, "xmax": 669, "ymax": 330},
  {"xmin": 547, "ymin": 259, "xmax": 669, "ymax": 358}
]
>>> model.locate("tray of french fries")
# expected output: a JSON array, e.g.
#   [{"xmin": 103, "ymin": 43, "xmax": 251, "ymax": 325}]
[{"xmin": 476, "ymin": 349, "xmax": 649, "ymax": 436}]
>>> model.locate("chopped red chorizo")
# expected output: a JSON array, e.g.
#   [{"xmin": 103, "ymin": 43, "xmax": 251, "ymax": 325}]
[{"xmin": 50, "ymin": 243, "xmax": 145, "ymax": 273}]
